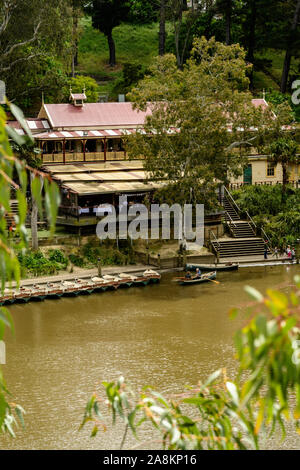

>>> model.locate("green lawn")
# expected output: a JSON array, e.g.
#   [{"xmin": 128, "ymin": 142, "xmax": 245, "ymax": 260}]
[
  {"xmin": 253, "ymin": 49, "xmax": 300, "ymax": 94},
  {"xmin": 77, "ymin": 17, "xmax": 160, "ymax": 96},
  {"xmin": 76, "ymin": 18, "xmax": 298, "ymax": 99}
]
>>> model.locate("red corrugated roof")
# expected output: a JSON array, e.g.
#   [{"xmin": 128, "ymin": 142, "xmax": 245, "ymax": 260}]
[
  {"xmin": 42, "ymin": 102, "xmax": 151, "ymax": 129},
  {"xmin": 251, "ymin": 98, "xmax": 269, "ymax": 109},
  {"xmin": 7, "ymin": 118, "xmax": 50, "ymax": 130}
]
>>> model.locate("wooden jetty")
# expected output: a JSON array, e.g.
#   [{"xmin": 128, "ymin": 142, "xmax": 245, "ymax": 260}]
[{"xmin": 0, "ymin": 270, "xmax": 161, "ymax": 307}]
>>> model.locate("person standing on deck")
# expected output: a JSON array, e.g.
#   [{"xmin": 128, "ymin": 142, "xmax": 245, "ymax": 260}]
[
  {"xmin": 291, "ymin": 247, "xmax": 296, "ymax": 261},
  {"xmin": 264, "ymin": 241, "xmax": 268, "ymax": 260}
]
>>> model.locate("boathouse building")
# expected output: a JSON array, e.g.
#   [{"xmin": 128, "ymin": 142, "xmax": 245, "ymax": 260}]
[{"xmin": 8, "ymin": 95, "xmax": 300, "ymax": 229}]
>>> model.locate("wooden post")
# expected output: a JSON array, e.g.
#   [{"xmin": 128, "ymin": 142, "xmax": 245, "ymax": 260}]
[
  {"xmin": 104, "ymin": 137, "xmax": 107, "ymax": 162},
  {"xmin": 158, "ymin": 253, "xmax": 161, "ymax": 269},
  {"xmin": 63, "ymin": 138, "xmax": 66, "ymax": 164},
  {"xmin": 97, "ymin": 258, "xmax": 102, "ymax": 277},
  {"xmin": 296, "ymin": 240, "xmax": 300, "ymax": 264},
  {"xmin": 183, "ymin": 251, "xmax": 187, "ymax": 268},
  {"xmin": 41, "ymin": 141, "xmax": 45, "ymax": 163},
  {"xmin": 83, "ymin": 139, "xmax": 86, "ymax": 162}
]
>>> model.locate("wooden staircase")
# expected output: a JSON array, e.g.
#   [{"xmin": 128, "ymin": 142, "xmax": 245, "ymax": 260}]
[{"xmin": 209, "ymin": 188, "xmax": 270, "ymax": 260}]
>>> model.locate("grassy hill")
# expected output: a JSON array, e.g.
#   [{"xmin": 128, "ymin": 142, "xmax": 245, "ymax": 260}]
[
  {"xmin": 77, "ymin": 17, "xmax": 161, "ymax": 97},
  {"xmin": 76, "ymin": 17, "xmax": 298, "ymax": 101}
]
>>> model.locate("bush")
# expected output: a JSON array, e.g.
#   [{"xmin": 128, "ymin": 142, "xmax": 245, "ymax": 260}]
[
  {"xmin": 69, "ymin": 254, "xmax": 85, "ymax": 268},
  {"xmin": 62, "ymin": 75, "xmax": 99, "ymax": 103},
  {"xmin": 48, "ymin": 249, "xmax": 68, "ymax": 269},
  {"xmin": 82, "ymin": 242, "xmax": 136, "ymax": 267},
  {"xmin": 18, "ymin": 251, "xmax": 60, "ymax": 276}
]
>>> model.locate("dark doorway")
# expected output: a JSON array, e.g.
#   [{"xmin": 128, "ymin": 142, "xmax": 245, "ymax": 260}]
[{"xmin": 243, "ymin": 164, "xmax": 252, "ymax": 185}]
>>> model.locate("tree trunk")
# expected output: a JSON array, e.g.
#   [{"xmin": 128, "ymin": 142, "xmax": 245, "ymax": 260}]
[
  {"xmin": 72, "ymin": 56, "xmax": 75, "ymax": 78},
  {"xmin": 247, "ymin": 0, "xmax": 257, "ymax": 89},
  {"xmin": 280, "ymin": 0, "xmax": 300, "ymax": 93},
  {"xmin": 72, "ymin": 4, "xmax": 79, "ymax": 77},
  {"xmin": 31, "ymin": 197, "xmax": 39, "ymax": 251},
  {"xmin": 225, "ymin": 0, "xmax": 232, "ymax": 45},
  {"xmin": 174, "ymin": 1, "xmax": 184, "ymax": 67},
  {"xmin": 159, "ymin": 0, "xmax": 166, "ymax": 55},
  {"xmin": 107, "ymin": 30, "xmax": 116, "ymax": 67}
]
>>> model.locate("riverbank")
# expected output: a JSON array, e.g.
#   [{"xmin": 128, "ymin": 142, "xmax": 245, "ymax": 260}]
[{"xmin": 7, "ymin": 256, "xmax": 298, "ymax": 290}]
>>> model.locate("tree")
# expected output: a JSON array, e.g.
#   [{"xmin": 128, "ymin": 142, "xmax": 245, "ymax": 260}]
[
  {"xmin": 126, "ymin": 37, "xmax": 267, "ymax": 210},
  {"xmin": 269, "ymin": 137, "xmax": 299, "ymax": 199},
  {"xmin": 171, "ymin": 0, "xmax": 201, "ymax": 67},
  {"xmin": 159, "ymin": 0, "xmax": 167, "ymax": 56},
  {"xmin": 281, "ymin": 0, "xmax": 300, "ymax": 93},
  {"xmin": 216, "ymin": 0, "xmax": 233, "ymax": 44},
  {"xmin": 87, "ymin": 0, "xmax": 131, "ymax": 67},
  {"xmin": 63, "ymin": 75, "xmax": 100, "ymax": 102},
  {"xmin": 161, "ymin": 0, "xmax": 203, "ymax": 67},
  {"xmin": 0, "ymin": 0, "xmax": 73, "ymax": 111},
  {"xmin": 82, "ymin": 277, "xmax": 300, "ymax": 449},
  {"xmin": 0, "ymin": 100, "xmax": 60, "ymax": 435},
  {"xmin": 111, "ymin": 63, "xmax": 145, "ymax": 99},
  {"xmin": 71, "ymin": 0, "xmax": 85, "ymax": 77},
  {"xmin": 127, "ymin": 0, "xmax": 160, "ymax": 24}
]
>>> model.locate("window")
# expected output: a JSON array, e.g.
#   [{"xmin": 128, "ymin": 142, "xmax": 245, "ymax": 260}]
[{"xmin": 267, "ymin": 162, "xmax": 276, "ymax": 177}]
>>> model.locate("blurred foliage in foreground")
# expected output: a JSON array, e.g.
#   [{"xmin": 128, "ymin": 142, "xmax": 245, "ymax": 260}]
[
  {"xmin": 0, "ymin": 102, "xmax": 59, "ymax": 436},
  {"xmin": 82, "ymin": 276, "xmax": 300, "ymax": 450}
]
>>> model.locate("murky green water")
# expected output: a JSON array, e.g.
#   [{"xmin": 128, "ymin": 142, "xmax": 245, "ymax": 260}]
[{"xmin": 1, "ymin": 264, "xmax": 300, "ymax": 449}]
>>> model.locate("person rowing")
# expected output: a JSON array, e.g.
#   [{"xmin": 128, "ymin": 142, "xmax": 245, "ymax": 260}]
[{"xmin": 194, "ymin": 268, "xmax": 202, "ymax": 279}]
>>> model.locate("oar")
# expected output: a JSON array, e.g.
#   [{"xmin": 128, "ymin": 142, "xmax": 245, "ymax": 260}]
[{"xmin": 207, "ymin": 278, "xmax": 220, "ymax": 285}]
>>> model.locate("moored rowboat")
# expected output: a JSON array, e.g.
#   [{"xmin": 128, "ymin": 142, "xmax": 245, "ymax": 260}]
[
  {"xmin": 0, "ymin": 271, "xmax": 161, "ymax": 306},
  {"xmin": 185, "ymin": 263, "xmax": 239, "ymax": 272}
]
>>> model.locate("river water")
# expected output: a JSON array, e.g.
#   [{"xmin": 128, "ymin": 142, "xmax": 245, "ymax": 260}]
[{"xmin": 1, "ymin": 265, "xmax": 300, "ymax": 450}]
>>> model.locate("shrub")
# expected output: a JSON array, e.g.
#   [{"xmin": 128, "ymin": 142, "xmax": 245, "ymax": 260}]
[
  {"xmin": 19, "ymin": 251, "xmax": 60, "ymax": 276},
  {"xmin": 69, "ymin": 254, "xmax": 85, "ymax": 267},
  {"xmin": 48, "ymin": 249, "xmax": 68, "ymax": 269}
]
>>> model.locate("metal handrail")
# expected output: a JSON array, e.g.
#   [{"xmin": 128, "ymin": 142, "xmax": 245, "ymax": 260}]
[
  {"xmin": 245, "ymin": 210, "xmax": 257, "ymax": 236},
  {"xmin": 224, "ymin": 186, "xmax": 241, "ymax": 213},
  {"xmin": 210, "ymin": 229, "xmax": 221, "ymax": 251},
  {"xmin": 225, "ymin": 211, "xmax": 237, "ymax": 237},
  {"xmin": 224, "ymin": 186, "xmax": 271, "ymax": 248},
  {"xmin": 261, "ymin": 227, "xmax": 270, "ymax": 245}
]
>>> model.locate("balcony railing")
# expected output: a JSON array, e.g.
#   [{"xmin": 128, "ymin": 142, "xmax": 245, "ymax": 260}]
[{"xmin": 42, "ymin": 151, "xmax": 127, "ymax": 164}]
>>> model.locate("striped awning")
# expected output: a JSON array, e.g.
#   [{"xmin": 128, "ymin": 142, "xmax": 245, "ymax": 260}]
[
  {"xmin": 33, "ymin": 129, "xmax": 145, "ymax": 140},
  {"xmin": 33, "ymin": 128, "xmax": 179, "ymax": 140}
]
